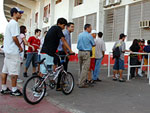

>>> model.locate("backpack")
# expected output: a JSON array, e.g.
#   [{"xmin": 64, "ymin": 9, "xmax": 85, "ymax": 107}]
[{"xmin": 113, "ymin": 46, "xmax": 120, "ymax": 59}]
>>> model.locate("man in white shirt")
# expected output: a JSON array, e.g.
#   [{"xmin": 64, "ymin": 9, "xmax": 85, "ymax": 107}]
[
  {"xmin": 1, "ymin": 7, "xmax": 24, "ymax": 96},
  {"xmin": 93, "ymin": 32, "xmax": 106, "ymax": 82}
]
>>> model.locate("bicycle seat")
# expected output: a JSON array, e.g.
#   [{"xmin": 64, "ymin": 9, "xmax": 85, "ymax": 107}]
[{"xmin": 36, "ymin": 58, "xmax": 46, "ymax": 64}]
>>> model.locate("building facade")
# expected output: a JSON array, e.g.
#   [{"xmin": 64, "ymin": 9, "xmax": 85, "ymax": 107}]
[{"xmin": 3, "ymin": 0, "xmax": 150, "ymax": 63}]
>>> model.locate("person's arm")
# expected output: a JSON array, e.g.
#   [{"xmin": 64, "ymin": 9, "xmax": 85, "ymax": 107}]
[
  {"xmin": 61, "ymin": 37, "xmax": 73, "ymax": 53},
  {"xmin": 62, "ymin": 45, "xmax": 68, "ymax": 54},
  {"xmin": 23, "ymin": 38, "xmax": 35, "ymax": 51},
  {"xmin": 11, "ymin": 23, "xmax": 22, "ymax": 52},
  {"xmin": 13, "ymin": 36, "xmax": 23, "ymax": 52},
  {"xmin": 102, "ymin": 41, "xmax": 106, "ymax": 57},
  {"xmin": 89, "ymin": 35, "xmax": 96, "ymax": 47}
]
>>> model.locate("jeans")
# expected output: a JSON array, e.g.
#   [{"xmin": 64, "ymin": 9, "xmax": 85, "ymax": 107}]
[
  {"xmin": 25, "ymin": 53, "xmax": 38, "ymax": 68},
  {"xmin": 93, "ymin": 57, "xmax": 103, "ymax": 80}
]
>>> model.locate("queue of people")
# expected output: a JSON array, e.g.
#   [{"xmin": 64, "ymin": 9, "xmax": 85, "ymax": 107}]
[{"xmin": 1, "ymin": 7, "xmax": 150, "ymax": 97}]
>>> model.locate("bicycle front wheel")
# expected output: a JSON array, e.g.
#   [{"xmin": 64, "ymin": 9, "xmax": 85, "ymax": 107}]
[
  {"xmin": 61, "ymin": 72, "xmax": 74, "ymax": 95},
  {"xmin": 23, "ymin": 75, "xmax": 46, "ymax": 105}
]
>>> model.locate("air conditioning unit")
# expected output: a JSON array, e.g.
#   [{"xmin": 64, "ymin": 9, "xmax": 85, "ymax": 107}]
[
  {"xmin": 112, "ymin": 0, "xmax": 121, "ymax": 5},
  {"xmin": 43, "ymin": 17, "xmax": 49, "ymax": 23},
  {"xmin": 140, "ymin": 20, "xmax": 150, "ymax": 28},
  {"xmin": 104, "ymin": 0, "xmax": 112, "ymax": 8},
  {"xmin": 104, "ymin": 0, "xmax": 121, "ymax": 8}
]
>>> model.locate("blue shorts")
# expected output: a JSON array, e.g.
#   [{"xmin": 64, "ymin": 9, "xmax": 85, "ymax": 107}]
[
  {"xmin": 37, "ymin": 54, "xmax": 41, "ymax": 62},
  {"xmin": 40, "ymin": 54, "xmax": 54, "ymax": 74},
  {"xmin": 25, "ymin": 53, "xmax": 38, "ymax": 68},
  {"xmin": 113, "ymin": 58, "xmax": 125, "ymax": 70}
]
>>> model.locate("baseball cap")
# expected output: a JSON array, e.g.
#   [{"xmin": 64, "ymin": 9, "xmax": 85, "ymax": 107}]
[
  {"xmin": 91, "ymin": 30, "xmax": 97, "ymax": 34},
  {"xmin": 10, "ymin": 7, "xmax": 24, "ymax": 16},
  {"xmin": 120, "ymin": 33, "xmax": 127, "ymax": 39}
]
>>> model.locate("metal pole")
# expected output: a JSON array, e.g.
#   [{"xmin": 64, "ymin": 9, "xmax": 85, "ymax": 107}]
[
  {"xmin": 127, "ymin": 54, "xmax": 130, "ymax": 81},
  {"xmin": 148, "ymin": 54, "xmax": 150, "ymax": 85},
  {"xmin": 108, "ymin": 52, "xmax": 111, "ymax": 77}
]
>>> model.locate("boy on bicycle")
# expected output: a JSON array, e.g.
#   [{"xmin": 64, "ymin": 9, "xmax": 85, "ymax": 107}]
[{"xmin": 40, "ymin": 18, "xmax": 74, "ymax": 90}]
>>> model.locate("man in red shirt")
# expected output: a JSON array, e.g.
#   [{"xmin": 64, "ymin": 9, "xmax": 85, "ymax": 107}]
[{"xmin": 23, "ymin": 29, "xmax": 41, "ymax": 77}]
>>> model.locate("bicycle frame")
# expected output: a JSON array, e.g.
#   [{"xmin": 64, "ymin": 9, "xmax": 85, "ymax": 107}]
[{"xmin": 38, "ymin": 53, "xmax": 74, "ymax": 88}]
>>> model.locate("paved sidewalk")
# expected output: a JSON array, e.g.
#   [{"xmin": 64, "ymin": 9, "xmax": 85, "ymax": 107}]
[
  {"xmin": 0, "ymin": 55, "xmax": 70, "ymax": 113},
  {"xmin": 1, "ymin": 55, "xmax": 150, "ymax": 113}
]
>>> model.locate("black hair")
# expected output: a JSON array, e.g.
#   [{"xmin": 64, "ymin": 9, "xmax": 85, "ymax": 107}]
[
  {"xmin": 10, "ymin": 8, "xmax": 18, "ymax": 17},
  {"xmin": 119, "ymin": 33, "xmax": 126, "ymax": 39},
  {"xmin": 35, "ymin": 29, "xmax": 41, "ymax": 35},
  {"xmin": 84, "ymin": 24, "xmax": 91, "ymax": 30},
  {"xmin": 57, "ymin": 18, "xmax": 67, "ymax": 25},
  {"xmin": 20, "ymin": 25, "xmax": 26, "ymax": 34},
  {"xmin": 141, "ymin": 39, "xmax": 145, "ymax": 43},
  {"xmin": 130, "ymin": 39, "xmax": 140, "ymax": 51},
  {"xmin": 66, "ymin": 22, "xmax": 74, "ymax": 27},
  {"xmin": 98, "ymin": 32, "xmax": 103, "ymax": 38},
  {"xmin": 147, "ymin": 40, "xmax": 150, "ymax": 45},
  {"xmin": 132, "ymin": 39, "xmax": 139, "ymax": 46}
]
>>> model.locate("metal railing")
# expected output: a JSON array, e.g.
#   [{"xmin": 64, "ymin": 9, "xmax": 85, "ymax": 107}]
[{"xmin": 108, "ymin": 52, "xmax": 150, "ymax": 84}]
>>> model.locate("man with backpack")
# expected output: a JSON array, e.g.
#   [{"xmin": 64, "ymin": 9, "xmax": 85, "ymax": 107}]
[{"xmin": 112, "ymin": 33, "xmax": 127, "ymax": 82}]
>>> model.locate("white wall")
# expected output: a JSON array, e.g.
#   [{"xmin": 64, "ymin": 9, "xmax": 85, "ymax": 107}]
[{"xmin": 72, "ymin": 0, "xmax": 100, "ymax": 18}]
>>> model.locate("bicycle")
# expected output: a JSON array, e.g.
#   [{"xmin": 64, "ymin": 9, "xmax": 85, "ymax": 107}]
[{"xmin": 23, "ymin": 53, "xmax": 75, "ymax": 105}]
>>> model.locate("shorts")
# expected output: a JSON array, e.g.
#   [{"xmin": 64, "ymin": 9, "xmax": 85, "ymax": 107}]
[
  {"xmin": 113, "ymin": 58, "xmax": 125, "ymax": 70},
  {"xmin": 144, "ymin": 58, "xmax": 150, "ymax": 65},
  {"xmin": 25, "ymin": 53, "xmax": 38, "ymax": 68},
  {"xmin": 40, "ymin": 54, "xmax": 54, "ymax": 74},
  {"xmin": 89, "ymin": 58, "xmax": 95, "ymax": 71},
  {"xmin": 2, "ymin": 53, "xmax": 21, "ymax": 75},
  {"xmin": 37, "ymin": 54, "xmax": 41, "ymax": 62}
]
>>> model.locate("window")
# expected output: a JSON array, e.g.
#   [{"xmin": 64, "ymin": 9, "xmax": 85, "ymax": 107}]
[
  {"xmin": 75, "ymin": 0, "xmax": 83, "ymax": 6},
  {"xmin": 35, "ymin": 12, "xmax": 38, "ymax": 23},
  {"xmin": 104, "ymin": 7, "xmax": 125, "ymax": 42},
  {"xmin": 72, "ymin": 17, "xmax": 84, "ymax": 44},
  {"xmin": 44, "ymin": 4, "xmax": 50, "ymax": 18},
  {"xmin": 86, "ymin": 13, "xmax": 97, "ymax": 30},
  {"xmin": 56, "ymin": 0, "xmax": 62, "ymax": 4}
]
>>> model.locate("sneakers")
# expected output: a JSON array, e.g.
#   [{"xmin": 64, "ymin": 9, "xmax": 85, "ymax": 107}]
[
  {"xmin": 0, "ymin": 88, "xmax": 11, "ymax": 95},
  {"xmin": 17, "ymin": 78, "xmax": 24, "ymax": 83},
  {"xmin": 23, "ymin": 72, "xmax": 28, "ymax": 77},
  {"xmin": 33, "ymin": 92, "xmax": 47, "ymax": 97},
  {"xmin": 34, "ymin": 92, "xmax": 41, "ymax": 98},
  {"xmin": 10, "ymin": 89, "xmax": 22, "ymax": 96}
]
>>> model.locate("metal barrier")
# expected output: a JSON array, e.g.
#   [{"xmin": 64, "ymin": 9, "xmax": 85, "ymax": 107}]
[{"xmin": 108, "ymin": 52, "xmax": 150, "ymax": 84}]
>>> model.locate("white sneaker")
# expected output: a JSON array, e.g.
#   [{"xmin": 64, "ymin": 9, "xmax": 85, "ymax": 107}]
[
  {"xmin": 17, "ymin": 79, "xmax": 23, "ymax": 83},
  {"xmin": 33, "ymin": 92, "xmax": 41, "ymax": 98}
]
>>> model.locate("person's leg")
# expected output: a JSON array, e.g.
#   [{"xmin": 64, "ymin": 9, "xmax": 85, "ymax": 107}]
[
  {"xmin": 88, "ymin": 69, "xmax": 92, "ymax": 81},
  {"xmin": 119, "ymin": 59, "xmax": 125, "ymax": 81},
  {"xmin": 94, "ymin": 58, "xmax": 103, "ymax": 80},
  {"xmin": 64, "ymin": 56, "xmax": 69, "ymax": 72},
  {"xmin": 78, "ymin": 51, "xmax": 83, "ymax": 84},
  {"xmin": 113, "ymin": 58, "xmax": 119, "ymax": 80},
  {"xmin": 24, "ymin": 53, "xmax": 33, "ymax": 75},
  {"xmin": 1, "ymin": 73, "xmax": 8, "ymax": 91},
  {"xmin": 79, "ymin": 52, "xmax": 90, "ymax": 86},
  {"xmin": 119, "ymin": 70, "xmax": 123, "ymax": 79},
  {"xmin": 32, "ymin": 53, "xmax": 38, "ymax": 74},
  {"xmin": 11, "ymin": 75, "xmax": 18, "ymax": 89}
]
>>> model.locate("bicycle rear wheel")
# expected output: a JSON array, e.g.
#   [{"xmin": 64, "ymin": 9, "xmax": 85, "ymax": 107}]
[
  {"xmin": 61, "ymin": 72, "xmax": 74, "ymax": 95},
  {"xmin": 23, "ymin": 75, "xmax": 46, "ymax": 105}
]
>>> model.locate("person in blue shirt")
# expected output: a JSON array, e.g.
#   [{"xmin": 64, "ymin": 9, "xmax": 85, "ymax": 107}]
[
  {"xmin": 58, "ymin": 22, "xmax": 74, "ymax": 71},
  {"xmin": 77, "ymin": 24, "xmax": 95, "ymax": 88}
]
